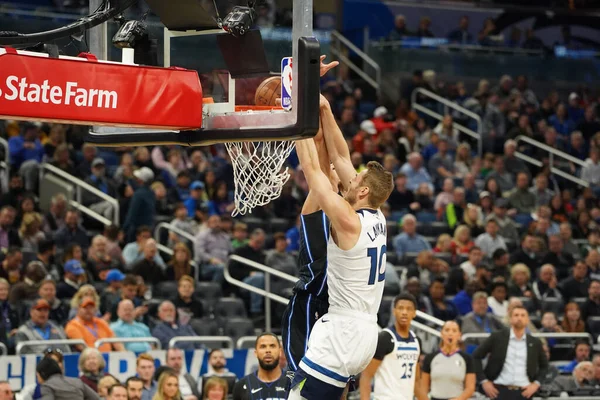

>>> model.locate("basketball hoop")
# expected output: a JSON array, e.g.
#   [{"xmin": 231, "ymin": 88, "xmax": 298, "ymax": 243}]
[{"xmin": 225, "ymin": 140, "xmax": 296, "ymax": 216}]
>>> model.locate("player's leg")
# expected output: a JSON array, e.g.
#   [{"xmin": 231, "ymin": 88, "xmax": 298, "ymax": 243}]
[{"xmin": 281, "ymin": 292, "xmax": 311, "ymax": 373}]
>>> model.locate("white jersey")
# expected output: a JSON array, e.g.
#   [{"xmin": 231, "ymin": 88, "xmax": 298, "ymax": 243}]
[
  {"xmin": 374, "ymin": 328, "xmax": 421, "ymax": 400},
  {"xmin": 326, "ymin": 208, "xmax": 387, "ymax": 316}
]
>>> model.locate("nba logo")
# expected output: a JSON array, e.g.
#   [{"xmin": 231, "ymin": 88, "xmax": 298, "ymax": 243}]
[{"xmin": 281, "ymin": 57, "xmax": 292, "ymax": 111}]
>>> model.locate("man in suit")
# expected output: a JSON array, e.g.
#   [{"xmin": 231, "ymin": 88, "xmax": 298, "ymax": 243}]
[
  {"xmin": 36, "ymin": 357, "xmax": 100, "ymax": 399},
  {"xmin": 472, "ymin": 305, "xmax": 548, "ymax": 400}
]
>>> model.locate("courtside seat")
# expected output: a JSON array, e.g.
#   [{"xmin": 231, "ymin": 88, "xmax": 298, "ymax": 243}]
[
  {"xmin": 416, "ymin": 222, "xmax": 450, "ymax": 237},
  {"xmin": 190, "ymin": 317, "xmax": 221, "ymax": 336},
  {"xmin": 386, "ymin": 222, "xmax": 399, "ymax": 237},
  {"xmin": 386, "ymin": 252, "xmax": 398, "ymax": 266},
  {"xmin": 223, "ymin": 317, "xmax": 256, "ymax": 342},
  {"xmin": 269, "ymin": 218, "xmax": 291, "ymax": 234},
  {"xmin": 214, "ymin": 298, "xmax": 247, "ymax": 319},
  {"xmin": 541, "ymin": 298, "xmax": 564, "ymax": 316},
  {"xmin": 194, "ymin": 282, "xmax": 222, "ymax": 308},
  {"xmin": 241, "ymin": 217, "xmax": 267, "ymax": 232}
]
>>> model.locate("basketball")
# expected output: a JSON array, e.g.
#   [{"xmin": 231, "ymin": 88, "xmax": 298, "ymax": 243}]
[{"xmin": 254, "ymin": 76, "xmax": 281, "ymax": 106}]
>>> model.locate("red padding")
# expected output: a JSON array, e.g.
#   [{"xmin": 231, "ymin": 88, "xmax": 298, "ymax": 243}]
[{"xmin": 0, "ymin": 51, "xmax": 203, "ymax": 130}]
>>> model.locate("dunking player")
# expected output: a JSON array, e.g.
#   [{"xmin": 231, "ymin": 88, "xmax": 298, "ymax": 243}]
[
  {"xmin": 281, "ymin": 56, "xmax": 339, "ymax": 373},
  {"xmin": 359, "ymin": 293, "xmax": 427, "ymax": 400},
  {"xmin": 287, "ymin": 96, "xmax": 394, "ymax": 400}
]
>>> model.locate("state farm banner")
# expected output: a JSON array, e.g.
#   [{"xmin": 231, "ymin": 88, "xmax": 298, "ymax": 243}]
[{"xmin": 0, "ymin": 48, "xmax": 203, "ymax": 130}]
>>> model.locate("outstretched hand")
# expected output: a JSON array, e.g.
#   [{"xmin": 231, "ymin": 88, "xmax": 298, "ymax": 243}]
[{"xmin": 320, "ymin": 55, "xmax": 339, "ymax": 77}]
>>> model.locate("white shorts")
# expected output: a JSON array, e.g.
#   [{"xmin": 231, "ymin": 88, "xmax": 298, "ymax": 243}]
[{"xmin": 298, "ymin": 308, "xmax": 379, "ymax": 388}]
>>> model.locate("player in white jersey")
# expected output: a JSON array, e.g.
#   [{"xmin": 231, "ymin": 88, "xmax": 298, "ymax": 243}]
[
  {"xmin": 288, "ymin": 96, "xmax": 394, "ymax": 400},
  {"xmin": 359, "ymin": 293, "xmax": 428, "ymax": 400}
]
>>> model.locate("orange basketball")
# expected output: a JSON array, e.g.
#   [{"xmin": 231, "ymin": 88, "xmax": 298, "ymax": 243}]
[{"xmin": 254, "ymin": 76, "xmax": 281, "ymax": 106}]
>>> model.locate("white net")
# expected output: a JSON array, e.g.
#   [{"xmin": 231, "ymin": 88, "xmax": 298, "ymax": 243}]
[{"xmin": 225, "ymin": 140, "xmax": 296, "ymax": 216}]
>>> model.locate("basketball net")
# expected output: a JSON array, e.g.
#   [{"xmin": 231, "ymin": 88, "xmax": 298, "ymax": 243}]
[{"xmin": 225, "ymin": 140, "xmax": 296, "ymax": 216}]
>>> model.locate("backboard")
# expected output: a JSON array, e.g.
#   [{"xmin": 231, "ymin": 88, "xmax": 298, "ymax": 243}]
[{"xmin": 84, "ymin": 0, "xmax": 321, "ymax": 147}]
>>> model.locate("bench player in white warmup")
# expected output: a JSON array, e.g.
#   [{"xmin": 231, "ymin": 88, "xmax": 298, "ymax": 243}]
[{"xmin": 288, "ymin": 97, "xmax": 394, "ymax": 400}]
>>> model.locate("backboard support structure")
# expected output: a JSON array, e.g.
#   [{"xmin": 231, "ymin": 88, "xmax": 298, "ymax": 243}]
[{"xmin": 84, "ymin": 0, "xmax": 321, "ymax": 147}]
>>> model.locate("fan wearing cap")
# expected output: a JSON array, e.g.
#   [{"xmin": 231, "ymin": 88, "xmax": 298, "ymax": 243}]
[
  {"xmin": 57, "ymin": 259, "xmax": 87, "ymax": 300},
  {"xmin": 83, "ymin": 158, "xmax": 117, "ymax": 221},
  {"xmin": 99, "ymin": 269, "xmax": 126, "ymax": 317},
  {"xmin": 65, "ymin": 296, "xmax": 124, "ymax": 352},
  {"xmin": 184, "ymin": 181, "xmax": 209, "ymax": 219},
  {"xmin": 123, "ymin": 167, "xmax": 156, "ymax": 243},
  {"xmin": 351, "ymin": 120, "xmax": 378, "ymax": 154},
  {"xmin": 485, "ymin": 198, "xmax": 520, "ymax": 243},
  {"xmin": 15, "ymin": 298, "xmax": 70, "ymax": 355}
]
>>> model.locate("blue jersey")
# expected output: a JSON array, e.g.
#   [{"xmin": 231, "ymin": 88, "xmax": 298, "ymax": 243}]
[{"xmin": 293, "ymin": 210, "xmax": 329, "ymax": 300}]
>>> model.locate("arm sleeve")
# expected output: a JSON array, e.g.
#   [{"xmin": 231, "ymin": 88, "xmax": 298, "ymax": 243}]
[
  {"xmin": 461, "ymin": 351, "xmax": 475, "ymax": 373},
  {"xmin": 373, "ymin": 331, "xmax": 395, "ymax": 360},
  {"xmin": 421, "ymin": 352, "xmax": 435, "ymax": 374},
  {"xmin": 39, "ymin": 385, "xmax": 55, "ymax": 400},
  {"xmin": 472, "ymin": 333, "xmax": 495, "ymax": 382}
]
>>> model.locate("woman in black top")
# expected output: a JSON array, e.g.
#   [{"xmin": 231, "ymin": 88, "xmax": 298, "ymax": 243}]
[{"xmin": 422, "ymin": 321, "xmax": 475, "ymax": 400}]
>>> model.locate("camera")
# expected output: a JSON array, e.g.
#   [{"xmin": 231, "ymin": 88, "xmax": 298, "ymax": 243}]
[
  {"xmin": 112, "ymin": 20, "xmax": 147, "ymax": 49},
  {"xmin": 221, "ymin": 6, "xmax": 257, "ymax": 37}
]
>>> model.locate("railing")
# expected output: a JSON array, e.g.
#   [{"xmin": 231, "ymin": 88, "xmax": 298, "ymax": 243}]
[
  {"xmin": 39, "ymin": 163, "xmax": 120, "ymax": 226},
  {"xmin": 0, "ymin": 137, "xmax": 8, "ymax": 193},
  {"xmin": 411, "ymin": 87, "xmax": 483, "ymax": 156},
  {"xmin": 412, "ymin": 320, "xmax": 441, "ymax": 337},
  {"xmin": 95, "ymin": 337, "xmax": 161, "ymax": 350},
  {"xmin": 330, "ymin": 30, "xmax": 381, "ymax": 96},
  {"xmin": 462, "ymin": 332, "xmax": 594, "ymax": 342},
  {"xmin": 515, "ymin": 135, "xmax": 589, "ymax": 188},
  {"xmin": 169, "ymin": 336, "xmax": 234, "ymax": 349},
  {"xmin": 416, "ymin": 311, "xmax": 444, "ymax": 327},
  {"xmin": 370, "ymin": 39, "xmax": 545, "ymax": 57},
  {"xmin": 225, "ymin": 254, "xmax": 297, "ymax": 333},
  {"xmin": 16, "ymin": 339, "xmax": 87, "ymax": 355},
  {"xmin": 154, "ymin": 222, "xmax": 200, "ymax": 281}
]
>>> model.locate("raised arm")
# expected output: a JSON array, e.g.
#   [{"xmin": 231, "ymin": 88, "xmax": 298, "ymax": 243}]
[
  {"xmin": 320, "ymin": 96, "xmax": 356, "ymax": 191},
  {"xmin": 295, "ymin": 138, "xmax": 360, "ymax": 242}
]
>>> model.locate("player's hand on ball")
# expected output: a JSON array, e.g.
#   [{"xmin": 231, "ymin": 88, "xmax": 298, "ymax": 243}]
[{"xmin": 320, "ymin": 55, "xmax": 339, "ymax": 77}]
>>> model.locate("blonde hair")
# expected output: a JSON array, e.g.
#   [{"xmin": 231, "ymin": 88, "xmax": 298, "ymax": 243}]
[
  {"xmin": 362, "ymin": 161, "xmax": 394, "ymax": 208},
  {"xmin": 97, "ymin": 375, "xmax": 118, "ymax": 396},
  {"xmin": 153, "ymin": 371, "xmax": 180, "ymax": 400},
  {"xmin": 19, "ymin": 212, "xmax": 42, "ymax": 236},
  {"xmin": 168, "ymin": 243, "xmax": 192, "ymax": 281},
  {"xmin": 453, "ymin": 225, "xmax": 471, "ymax": 244},
  {"xmin": 70, "ymin": 284, "xmax": 100, "ymax": 310},
  {"xmin": 136, "ymin": 353, "xmax": 154, "ymax": 366},
  {"xmin": 202, "ymin": 377, "xmax": 229, "ymax": 400},
  {"xmin": 510, "ymin": 263, "xmax": 531, "ymax": 281},
  {"xmin": 78, "ymin": 348, "xmax": 106, "ymax": 373},
  {"xmin": 436, "ymin": 234, "xmax": 452, "ymax": 249},
  {"xmin": 178, "ymin": 275, "xmax": 195, "ymax": 287}
]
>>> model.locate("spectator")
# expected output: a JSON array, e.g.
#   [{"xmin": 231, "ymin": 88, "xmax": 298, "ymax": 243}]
[
  {"xmin": 453, "ymin": 143, "xmax": 472, "ymax": 179},
  {"xmin": 447, "ymin": 15, "xmax": 472, "ymax": 44},
  {"xmin": 110, "ymin": 299, "xmax": 153, "ymax": 353},
  {"xmin": 472, "ymin": 306, "xmax": 547, "ymax": 400},
  {"xmin": 84, "ymin": 158, "xmax": 117, "ymax": 221},
  {"xmin": 462, "ymin": 204, "xmax": 484, "ymax": 238},
  {"xmin": 152, "ymin": 301, "xmax": 199, "ymax": 351},
  {"xmin": 530, "ymin": 175, "xmax": 554, "ymax": 208},
  {"xmin": 549, "ymin": 103, "xmax": 574, "ymax": 137},
  {"xmin": 166, "ymin": 243, "xmax": 195, "ymax": 282},
  {"xmin": 461, "ymin": 291, "xmax": 505, "ymax": 351},
  {"xmin": 131, "ymin": 239, "xmax": 165, "ymax": 286},
  {"xmin": 36, "ymin": 357, "xmax": 100, "ymax": 400},
  {"xmin": 434, "ymin": 179, "xmax": 454, "ymax": 217},
  {"xmin": 56, "ymin": 259, "xmax": 86, "ymax": 300},
  {"xmin": 491, "ymin": 248, "xmax": 511, "ymax": 281},
  {"xmin": 19, "ymin": 212, "xmax": 45, "ymax": 253},
  {"xmin": 14, "ymin": 298, "xmax": 69, "ymax": 354},
  {"xmin": 165, "ymin": 347, "xmax": 202, "ymax": 400},
  {"xmin": 87, "ymin": 235, "xmax": 121, "ymax": 282},
  {"xmin": 265, "ymin": 232, "xmax": 297, "ymax": 280},
  {"xmin": 184, "ymin": 181, "xmax": 208, "ymax": 220},
  {"xmin": 393, "ymin": 214, "xmax": 431, "ymax": 260},
  {"xmin": 8, "ymin": 123, "xmax": 44, "ymax": 191},
  {"xmin": 415, "ymin": 16, "xmax": 434, "ymax": 37},
  {"xmin": 126, "ymin": 377, "xmax": 145, "ymax": 400},
  {"xmin": 0, "ymin": 278, "xmax": 19, "ymax": 354},
  {"xmin": 475, "ymin": 219, "xmax": 507, "ymax": 257},
  {"xmin": 198, "ymin": 349, "xmax": 238, "ymax": 394},
  {"xmin": 168, "ymin": 205, "xmax": 197, "ymax": 249},
  {"xmin": 585, "ymin": 250, "xmax": 600, "ymax": 281},
  {"xmin": 413, "ymin": 183, "xmax": 435, "ymax": 212},
  {"xmin": 136, "ymin": 353, "xmax": 158, "ymax": 400},
  {"xmin": 387, "ymin": 173, "xmax": 415, "ymax": 212},
  {"xmin": 559, "ymin": 340, "xmax": 591, "ymax": 373},
  {"xmin": 79, "ymin": 347, "xmax": 108, "ymax": 392},
  {"xmin": 42, "ymin": 194, "xmax": 67, "ymax": 235},
  {"xmin": 202, "ymin": 377, "xmax": 228, "ymax": 400},
  {"xmin": 487, "ymin": 281, "xmax": 509, "ymax": 319},
  {"xmin": 400, "ymin": 153, "xmax": 433, "ymax": 192},
  {"xmin": 194, "ymin": 215, "xmax": 232, "ymax": 283},
  {"xmin": 486, "ymin": 156, "xmax": 514, "ymax": 194},
  {"xmin": 433, "ymin": 234, "xmax": 452, "ymax": 254},
  {"xmin": 507, "ymin": 264, "xmax": 534, "ymax": 299},
  {"xmin": 100, "ymin": 269, "xmax": 126, "ymax": 317},
  {"xmin": 106, "ymin": 382, "xmax": 127, "ymax": 400},
  {"xmin": 460, "ymin": 246, "xmax": 483, "ymax": 281},
  {"xmin": 486, "ymin": 198, "xmax": 519, "ymax": 244},
  {"xmin": 9, "ymin": 260, "xmax": 47, "ymax": 305},
  {"xmin": 123, "ymin": 167, "xmax": 156, "ymax": 243},
  {"xmin": 65, "ymin": 296, "xmax": 124, "ymax": 352},
  {"xmin": 38, "ymin": 279, "xmax": 69, "ymax": 326},
  {"xmin": 468, "ymin": 91, "xmax": 505, "ymax": 152},
  {"xmin": 171, "ymin": 275, "xmax": 204, "ymax": 323},
  {"xmin": 581, "ymin": 280, "xmax": 600, "ymax": 321},
  {"xmin": 408, "ymin": 251, "xmax": 449, "ymax": 292},
  {"xmin": 508, "ymin": 173, "xmax": 536, "ymax": 215},
  {"xmin": 231, "ymin": 222, "xmax": 249, "ymax": 250},
  {"xmin": 428, "ymin": 139, "xmax": 455, "ymax": 188},
  {"xmin": 207, "ymin": 182, "xmax": 234, "ymax": 217},
  {"xmin": 503, "ymin": 139, "xmax": 529, "ymax": 178},
  {"xmin": 54, "ymin": 210, "xmax": 90, "ymax": 251},
  {"xmin": 533, "ymin": 264, "xmax": 563, "ymax": 302},
  {"xmin": 560, "ymin": 261, "xmax": 590, "ymax": 300},
  {"xmin": 388, "ymin": 14, "xmax": 412, "ymax": 40},
  {"xmin": 577, "ymin": 105, "xmax": 600, "ymax": 141},
  {"xmin": 0, "ymin": 247, "xmax": 22, "ymax": 283},
  {"xmin": 511, "ymin": 235, "xmax": 541, "ymax": 272},
  {"xmin": 451, "ymin": 225, "xmax": 474, "ymax": 256},
  {"xmin": 0, "ymin": 382, "xmax": 13, "ymax": 400},
  {"xmin": 428, "ymin": 278, "xmax": 458, "ymax": 321},
  {"xmin": 561, "ymin": 302, "xmax": 586, "ymax": 334},
  {"xmin": 582, "ymin": 148, "xmax": 600, "ymax": 192},
  {"xmin": 155, "ymin": 370, "xmax": 180, "ymax": 400},
  {"xmin": 559, "ymin": 223, "xmax": 580, "ymax": 259},
  {"xmin": 569, "ymin": 131, "xmax": 588, "ymax": 161},
  {"xmin": 541, "ymin": 235, "xmax": 575, "ymax": 276},
  {"xmin": 0, "ymin": 207, "xmax": 21, "ymax": 252},
  {"xmin": 34, "ymin": 238, "xmax": 57, "ymax": 277},
  {"xmin": 123, "ymin": 226, "xmax": 165, "ymax": 269}
]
